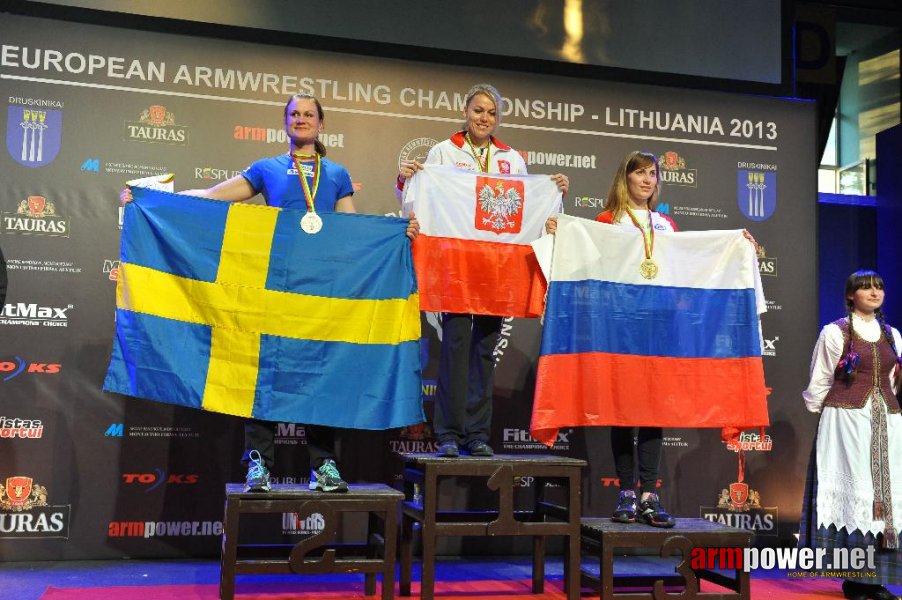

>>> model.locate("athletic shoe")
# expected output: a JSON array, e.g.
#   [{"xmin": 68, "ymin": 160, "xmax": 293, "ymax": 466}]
[
  {"xmin": 244, "ymin": 449, "xmax": 271, "ymax": 493},
  {"xmin": 637, "ymin": 493, "xmax": 676, "ymax": 528},
  {"xmin": 611, "ymin": 490, "xmax": 638, "ymax": 523},
  {"xmin": 309, "ymin": 459, "xmax": 348, "ymax": 493}
]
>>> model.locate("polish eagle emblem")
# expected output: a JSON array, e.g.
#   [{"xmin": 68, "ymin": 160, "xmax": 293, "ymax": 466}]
[{"xmin": 478, "ymin": 181, "xmax": 523, "ymax": 231}]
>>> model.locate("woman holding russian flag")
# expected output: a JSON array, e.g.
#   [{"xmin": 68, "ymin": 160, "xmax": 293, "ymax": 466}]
[
  {"xmin": 397, "ymin": 83, "xmax": 569, "ymax": 458},
  {"xmin": 801, "ymin": 270, "xmax": 902, "ymax": 600}
]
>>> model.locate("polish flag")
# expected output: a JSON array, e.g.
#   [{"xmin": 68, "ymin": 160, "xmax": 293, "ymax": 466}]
[{"xmin": 402, "ymin": 165, "xmax": 562, "ymax": 317}]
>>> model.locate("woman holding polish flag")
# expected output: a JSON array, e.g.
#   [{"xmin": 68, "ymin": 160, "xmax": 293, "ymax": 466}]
[{"xmin": 397, "ymin": 83, "xmax": 569, "ymax": 459}]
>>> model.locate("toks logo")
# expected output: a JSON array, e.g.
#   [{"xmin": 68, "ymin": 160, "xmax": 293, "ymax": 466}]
[
  {"xmin": 125, "ymin": 105, "xmax": 188, "ymax": 145},
  {"xmin": 700, "ymin": 481, "xmax": 778, "ymax": 535},
  {"xmin": 0, "ymin": 357, "xmax": 61, "ymax": 382},
  {"xmin": 2, "ymin": 196, "xmax": 69, "ymax": 237},
  {"xmin": 122, "ymin": 470, "xmax": 199, "ymax": 492},
  {"xmin": 0, "ymin": 476, "xmax": 70, "ymax": 539},
  {"xmin": 475, "ymin": 177, "xmax": 524, "ymax": 233}
]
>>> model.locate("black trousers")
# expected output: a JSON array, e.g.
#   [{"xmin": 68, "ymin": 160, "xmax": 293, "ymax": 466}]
[
  {"xmin": 241, "ymin": 419, "xmax": 336, "ymax": 471},
  {"xmin": 434, "ymin": 313, "xmax": 503, "ymax": 446},
  {"xmin": 610, "ymin": 426, "xmax": 663, "ymax": 494}
]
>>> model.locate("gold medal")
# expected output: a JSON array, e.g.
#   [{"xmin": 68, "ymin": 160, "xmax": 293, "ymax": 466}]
[
  {"xmin": 300, "ymin": 211, "xmax": 323, "ymax": 234},
  {"xmin": 640, "ymin": 258, "xmax": 658, "ymax": 280}
]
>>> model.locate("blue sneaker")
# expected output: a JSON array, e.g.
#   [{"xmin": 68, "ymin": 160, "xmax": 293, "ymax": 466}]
[
  {"xmin": 244, "ymin": 450, "xmax": 271, "ymax": 493},
  {"xmin": 309, "ymin": 459, "xmax": 348, "ymax": 493}
]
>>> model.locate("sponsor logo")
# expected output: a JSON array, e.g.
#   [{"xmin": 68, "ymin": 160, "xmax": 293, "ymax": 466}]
[
  {"xmin": 0, "ymin": 303, "xmax": 73, "ymax": 327},
  {"xmin": 757, "ymin": 246, "xmax": 777, "ymax": 277},
  {"xmin": 103, "ymin": 260, "xmax": 120, "ymax": 281},
  {"xmin": 0, "ymin": 477, "xmax": 70, "ymax": 539},
  {"xmin": 125, "ymin": 105, "xmax": 188, "ymax": 145},
  {"xmin": 6, "ymin": 98, "xmax": 63, "ymax": 168},
  {"xmin": 283, "ymin": 511, "xmax": 325, "ymax": 535},
  {"xmin": 0, "ymin": 417, "xmax": 44, "ymax": 439},
  {"xmin": 492, "ymin": 317, "xmax": 515, "ymax": 366},
  {"xmin": 518, "ymin": 150, "xmax": 596, "ymax": 169},
  {"xmin": 1, "ymin": 196, "xmax": 69, "ymax": 237},
  {"xmin": 656, "ymin": 202, "xmax": 671, "ymax": 215},
  {"xmin": 763, "ymin": 335, "xmax": 778, "ymax": 357},
  {"xmin": 672, "ymin": 205, "xmax": 727, "ymax": 219},
  {"xmin": 658, "ymin": 151, "xmax": 697, "ymax": 187},
  {"xmin": 194, "ymin": 167, "xmax": 243, "ymax": 181},
  {"xmin": 475, "ymin": 177, "xmax": 523, "ymax": 233},
  {"xmin": 121, "ymin": 470, "xmax": 199, "ymax": 492},
  {"xmin": 275, "ymin": 423, "xmax": 307, "ymax": 446},
  {"xmin": 4, "ymin": 258, "xmax": 82, "ymax": 274},
  {"xmin": 692, "ymin": 546, "xmax": 877, "ymax": 574},
  {"xmin": 662, "ymin": 436, "xmax": 688, "ymax": 448},
  {"xmin": 108, "ymin": 520, "xmax": 222, "ymax": 538},
  {"xmin": 106, "ymin": 162, "xmax": 169, "ymax": 178},
  {"xmin": 80, "ymin": 158, "xmax": 100, "ymax": 173},
  {"xmin": 388, "ymin": 422, "xmax": 440, "ymax": 454},
  {"xmin": 234, "ymin": 124, "xmax": 344, "ymax": 149},
  {"xmin": 103, "ymin": 423, "xmax": 199, "ymax": 439},
  {"xmin": 0, "ymin": 357, "xmax": 61, "ymax": 381},
  {"xmin": 726, "ymin": 431, "xmax": 773, "ymax": 452},
  {"xmin": 574, "ymin": 195, "xmax": 604, "ymax": 209},
  {"xmin": 738, "ymin": 167, "xmax": 777, "ymax": 221},
  {"xmin": 269, "ymin": 476, "xmax": 311, "ymax": 485},
  {"xmin": 398, "ymin": 137, "xmax": 438, "ymax": 170},
  {"xmin": 700, "ymin": 482, "xmax": 778, "ymax": 535},
  {"xmin": 119, "ymin": 206, "xmax": 124, "ymax": 230},
  {"xmin": 765, "ymin": 299, "xmax": 782, "ymax": 311},
  {"xmin": 501, "ymin": 428, "xmax": 572, "ymax": 451}
]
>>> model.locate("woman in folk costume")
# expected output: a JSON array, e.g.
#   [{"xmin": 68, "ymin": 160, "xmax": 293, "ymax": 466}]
[
  {"xmin": 396, "ymin": 83, "xmax": 568, "ymax": 457},
  {"xmin": 801, "ymin": 270, "xmax": 902, "ymax": 600}
]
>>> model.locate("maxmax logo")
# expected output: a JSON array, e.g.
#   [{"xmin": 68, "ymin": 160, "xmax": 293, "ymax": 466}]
[
  {"xmin": 122, "ymin": 470, "xmax": 199, "ymax": 492},
  {"xmin": 1, "ymin": 357, "xmax": 61, "ymax": 382}
]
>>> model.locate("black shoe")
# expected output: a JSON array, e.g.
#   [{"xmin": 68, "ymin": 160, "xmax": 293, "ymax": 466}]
[
  {"xmin": 637, "ymin": 493, "xmax": 676, "ymax": 528},
  {"xmin": 438, "ymin": 440, "xmax": 459, "ymax": 457},
  {"xmin": 244, "ymin": 450, "xmax": 271, "ymax": 493},
  {"xmin": 611, "ymin": 490, "xmax": 638, "ymax": 523},
  {"xmin": 842, "ymin": 581, "xmax": 899, "ymax": 600},
  {"xmin": 466, "ymin": 440, "xmax": 494, "ymax": 456}
]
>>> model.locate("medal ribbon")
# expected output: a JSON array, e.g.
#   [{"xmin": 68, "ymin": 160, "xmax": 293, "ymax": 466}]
[
  {"xmin": 290, "ymin": 152, "xmax": 321, "ymax": 212},
  {"xmin": 464, "ymin": 133, "xmax": 491, "ymax": 173},
  {"xmin": 624, "ymin": 206, "xmax": 655, "ymax": 260}
]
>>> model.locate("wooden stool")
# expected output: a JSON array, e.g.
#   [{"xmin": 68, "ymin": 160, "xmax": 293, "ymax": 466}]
[
  {"xmin": 220, "ymin": 483, "xmax": 403, "ymax": 600},
  {"xmin": 580, "ymin": 517, "xmax": 753, "ymax": 600},
  {"xmin": 398, "ymin": 453, "xmax": 585, "ymax": 600}
]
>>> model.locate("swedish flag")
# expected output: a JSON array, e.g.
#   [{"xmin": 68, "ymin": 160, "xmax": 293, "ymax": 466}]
[{"xmin": 104, "ymin": 188, "xmax": 423, "ymax": 429}]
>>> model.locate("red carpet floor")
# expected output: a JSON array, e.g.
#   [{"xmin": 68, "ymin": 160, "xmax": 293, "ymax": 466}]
[{"xmin": 39, "ymin": 577, "xmax": 846, "ymax": 599}]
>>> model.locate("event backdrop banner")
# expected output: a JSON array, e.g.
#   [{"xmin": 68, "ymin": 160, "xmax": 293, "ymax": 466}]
[{"xmin": 0, "ymin": 13, "xmax": 816, "ymax": 560}]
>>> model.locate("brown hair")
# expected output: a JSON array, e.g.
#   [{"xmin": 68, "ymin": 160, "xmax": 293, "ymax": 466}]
[
  {"xmin": 284, "ymin": 93, "xmax": 327, "ymax": 156},
  {"xmin": 601, "ymin": 151, "xmax": 662, "ymax": 222}
]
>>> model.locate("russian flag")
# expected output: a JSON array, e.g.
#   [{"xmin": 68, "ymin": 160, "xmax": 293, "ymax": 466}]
[
  {"xmin": 530, "ymin": 215, "xmax": 769, "ymax": 446},
  {"xmin": 402, "ymin": 165, "xmax": 561, "ymax": 318}
]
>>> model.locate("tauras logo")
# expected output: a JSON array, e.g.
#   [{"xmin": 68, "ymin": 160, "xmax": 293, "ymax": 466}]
[
  {"xmin": 125, "ymin": 105, "xmax": 188, "ymax": 145},
  {"xmin": 757, "ymin": 246, "xmax": 777, "ymax": 277},
  {"xmin": 658, "ymin": 151, "xmax": 697, "ymax": 187},
  {"xmin": 700, "ymin": 483, "xmax": 778, "ymax": 535},
  {"xmin": 2, "ymin": 196, "xmax": 69, "ymax": 237},
  {"xmin": 0, "ymin": 476, "xmax": 70, "ymax": 539}
]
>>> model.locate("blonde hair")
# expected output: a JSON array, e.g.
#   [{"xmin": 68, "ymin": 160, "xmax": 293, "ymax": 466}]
[
  {"xmin": 602, "ymin": 151, "xmax": 662, "ymax": 222},
  {"xmin": 463, "ymin": 83, "xmax": 502, "ymax": 128}
]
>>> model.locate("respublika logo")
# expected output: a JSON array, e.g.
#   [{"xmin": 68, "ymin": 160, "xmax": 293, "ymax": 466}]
[
  {"xmin": 658, "ymin": 151, "xmax": 697, "ymax": 187},
  {"xmin": 0, "ymin": 357, "xmax": 61, "ymax": 382},
  {"xmin": 574, "ymin": 195, "xmax": 604, "ymax": 209},
  {"xmin": 700, "ymin": 481, "xmax": 778, "ymax": 535},
  {"xmin": 1, "ymin": 196, "xmax": 69, "ymax": 237},
  {"xmin": 194, "ymin": 167, "xmax": 242, "ymax": 181},
  {"xmin": 6, "ymin": 98, "xmax": 64, "ymax": 168},
  {"xmin": 125, "ymin": 105, "xmax": 188, "ymax": 145},
  {"xmin": 0, "ymin": 476, "xmax": 70, "ymax": 539},
  {"xmin": 121, "ymin": 470, "xmax": 199, "ymax": 492},
  {"xmin": 737, "ymin": 163, "xmax": 777, "ymax": 221},
  {"xmin": 0, "ymin": 302, "xmax": 73, "ymax": 327}
]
